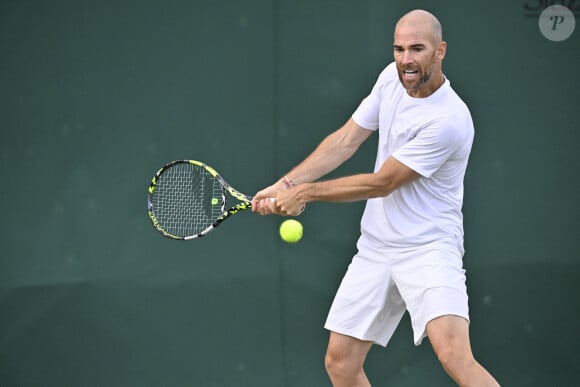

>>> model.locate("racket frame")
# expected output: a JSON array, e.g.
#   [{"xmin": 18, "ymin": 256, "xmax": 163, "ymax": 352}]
[{"xmin": 147, "ymin": 160, "xmax": 252, "ymax": 240}]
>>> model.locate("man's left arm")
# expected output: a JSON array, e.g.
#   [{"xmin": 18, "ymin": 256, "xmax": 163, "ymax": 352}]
[{"xmin": 273, "ymin": 156, "xmax": 420, "ymax": 215}]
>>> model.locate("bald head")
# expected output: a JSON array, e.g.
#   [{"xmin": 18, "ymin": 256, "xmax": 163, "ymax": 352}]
[
  {"xmin": 395, "ymin": 10, "xmax": 442, "ymax": 46},
  {"xmin": 392, "ymin": 10, "xmax": 447, "ymax": 97}
]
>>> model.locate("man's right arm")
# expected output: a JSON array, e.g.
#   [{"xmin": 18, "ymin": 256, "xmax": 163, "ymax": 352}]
[
  {"xmin": 251, "ymin": 117, "xmax": 373, "ymax": 214},
  {"xmin": 285, "ymin": 117, "xmax": 374, "ymax": 184}
]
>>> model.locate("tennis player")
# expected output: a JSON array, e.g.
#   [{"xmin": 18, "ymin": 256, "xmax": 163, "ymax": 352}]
[{"xmin": 252, "ymin": 9, "xmax": 499, "ymax": 387}]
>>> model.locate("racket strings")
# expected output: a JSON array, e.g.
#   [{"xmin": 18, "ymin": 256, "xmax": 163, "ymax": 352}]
[{"xmin": 150, "ymin": 163, "xmax": 223, "ymax": 237}]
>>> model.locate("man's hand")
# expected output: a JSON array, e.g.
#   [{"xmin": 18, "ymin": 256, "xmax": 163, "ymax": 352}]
[
  {"xmin": 251, "ymin": 179, "xmax": 306, "ymax": 216},
  {"xmin": 251, "ymin": 180, "xmax": 285, "ymax": 215},
  {"xmin": 272, "ymin": 186, "xmax": 306, "ymax": 216}
]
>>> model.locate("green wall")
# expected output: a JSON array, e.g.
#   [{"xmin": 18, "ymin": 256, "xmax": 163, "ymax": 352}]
[{"xmin": 1, "ymin": 1, "xmax": 578, "ymax": 386}]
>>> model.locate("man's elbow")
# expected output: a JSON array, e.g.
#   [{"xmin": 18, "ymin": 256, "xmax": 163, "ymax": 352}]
[{"xmin": 372, "ymin": 169, "xmax": 419, "ymax": 197}]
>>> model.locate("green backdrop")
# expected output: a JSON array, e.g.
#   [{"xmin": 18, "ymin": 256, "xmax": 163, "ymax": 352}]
[{"xmin": 1, "ymin": 0, "xmax": 578, "ymax": 386}]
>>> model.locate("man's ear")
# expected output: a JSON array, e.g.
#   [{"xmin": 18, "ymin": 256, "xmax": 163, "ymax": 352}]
[{"xmin": 436, "ymin": 41, "xmax": 447, "ymax": 61}]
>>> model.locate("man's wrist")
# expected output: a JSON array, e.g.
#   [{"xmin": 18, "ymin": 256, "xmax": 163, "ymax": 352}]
[
  {"xmin": 283, "ymin": 175, "xmax": 305, "ymax": 215},
  {"xmin": 283, "ymin": 175, "xmax": 297, "ymax": 188}
]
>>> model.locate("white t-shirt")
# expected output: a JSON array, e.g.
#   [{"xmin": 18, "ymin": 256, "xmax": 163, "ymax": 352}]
[{"xmin": 352, "ymin": 62, "xmax": 474, "ymax": 253}]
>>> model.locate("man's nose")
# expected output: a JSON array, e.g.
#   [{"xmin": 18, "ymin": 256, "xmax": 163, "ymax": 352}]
[{"xmin": 401, "ymin": 50, "xmax": 413, "ymax": 65}]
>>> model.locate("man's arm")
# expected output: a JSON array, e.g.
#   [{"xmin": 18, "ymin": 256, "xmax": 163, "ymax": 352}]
[
  {"xmin": 273, "ymin": 155, "xmax": 420, "ymax": 215},
  {"xmin": 251, "ymin": 118, "xmax": 373, "ymax": 214},
  {"xmin": 284, "ymin": 117, "xmax": 374, "ymax": 184}
]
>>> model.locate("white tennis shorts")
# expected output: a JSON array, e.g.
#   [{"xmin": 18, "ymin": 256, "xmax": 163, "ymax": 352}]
[{"xmin": 324, "ymin": 242, "xmax": 469, "ymax": 346}]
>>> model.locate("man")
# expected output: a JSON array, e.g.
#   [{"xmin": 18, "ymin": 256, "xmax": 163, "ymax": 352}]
[{"xmin": 252, "ymin": 9, "xmax": 499, "ymax": 387}]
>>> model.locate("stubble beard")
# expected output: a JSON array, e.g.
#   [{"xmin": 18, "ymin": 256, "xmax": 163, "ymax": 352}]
[{"xmin": 398, "ymin": 53, "xmax": 437, "ymax": 93}]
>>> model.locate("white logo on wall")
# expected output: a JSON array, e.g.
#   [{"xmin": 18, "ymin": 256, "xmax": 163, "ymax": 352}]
[{"xmin": 538, "ymin": 5, "xmax": 575, "ymax": 41}]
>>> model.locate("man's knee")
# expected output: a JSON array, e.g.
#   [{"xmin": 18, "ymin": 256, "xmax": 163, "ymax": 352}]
[
  {"xmin": 427, "ymin": 316, "xmax": 475, "ymax": 379},
  {"xmin": 325, "ymin": 344, "xmax": 352, "ymax": 378},
  {"xmin": 435, "ymin": 344, "xmax": 475, "ymax": 374},
  {"xmin": 325, "ymin": 333, "xmax": 371, "ymax": 380}
]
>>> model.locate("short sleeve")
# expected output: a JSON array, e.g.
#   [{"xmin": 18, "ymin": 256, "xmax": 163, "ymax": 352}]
[
  {"xmin": 352, "ymin": 63, "xmax": 398, "ymax": 131},
  {"xmin": 352, "ymin": 93, "xmax": 380, "ymax": 130}
]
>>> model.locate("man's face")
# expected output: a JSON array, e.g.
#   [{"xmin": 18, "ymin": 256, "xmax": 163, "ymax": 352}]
[{"xmin": 393, "ymin": 23, "xmax": 443, "ymax": 97}]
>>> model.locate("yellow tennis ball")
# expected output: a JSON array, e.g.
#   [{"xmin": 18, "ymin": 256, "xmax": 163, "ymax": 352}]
[{"xmin": 279, "ymin": 219, "xmax": 303, "ymax": 243}]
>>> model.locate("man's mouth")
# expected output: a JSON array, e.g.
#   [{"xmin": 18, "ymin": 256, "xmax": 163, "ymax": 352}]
[{"xmin": 403, "ymin": 70, "xmax": 418, "ymax": 76}]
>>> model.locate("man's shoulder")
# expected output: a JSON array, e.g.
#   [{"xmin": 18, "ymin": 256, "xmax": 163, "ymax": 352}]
[
  {"xmin": 378, "ymin": 62, "xmax": 398, "ymax": 81},
  {"xmin": 372, "ymin": 62, "xmax": 403, "ymax": 98}
]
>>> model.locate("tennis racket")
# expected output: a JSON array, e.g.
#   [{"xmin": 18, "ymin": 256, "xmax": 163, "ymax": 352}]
[{"xmin": 147, "ymin": 160, "xmax": 254, "ymax": 240}]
